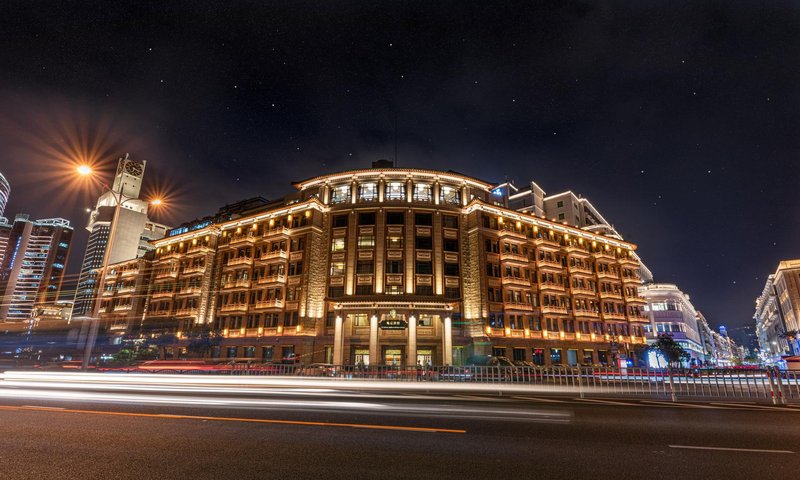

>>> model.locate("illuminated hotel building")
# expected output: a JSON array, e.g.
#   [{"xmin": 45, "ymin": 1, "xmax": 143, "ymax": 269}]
[{"xmin": 99, "ymin": 162, "xmax": 647, "ymax": 366}]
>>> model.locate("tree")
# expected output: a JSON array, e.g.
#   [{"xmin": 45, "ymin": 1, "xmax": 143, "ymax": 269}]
[
  {"xmin": 187, "ymin": 327, "xmax": 222, "ymax": 358},
  {"xmin": 648, "ymin": 333, "xmax": 689, "ymax": 368}
]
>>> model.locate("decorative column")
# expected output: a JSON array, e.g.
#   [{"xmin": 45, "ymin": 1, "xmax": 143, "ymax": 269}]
[
  {"xmin": 369, "ymin": 314, "xmax": 379, "ymax": 365},
  {"xmin": 407, "ymin": 314, "xmax": 417, "ymax": 367},
  {"xmin": 443, "ymin": 316, "xmax": 453, "ymax": 365},
  {"xmin": 333, "ymin": 315, "xmax": 344, "ymax": 365}
]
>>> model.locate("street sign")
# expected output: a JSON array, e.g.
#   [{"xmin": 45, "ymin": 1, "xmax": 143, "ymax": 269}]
[{"xmin": 379, "ymin": 319, "xmax": 408, "ymax": 330}]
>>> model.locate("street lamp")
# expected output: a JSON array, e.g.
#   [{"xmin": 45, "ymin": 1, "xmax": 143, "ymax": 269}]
[{"xmin": 76, "ymin": 162, "xmax": 165, "ymax": 370}]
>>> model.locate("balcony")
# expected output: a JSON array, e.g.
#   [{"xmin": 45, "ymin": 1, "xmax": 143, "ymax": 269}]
[
  {"xmin": 257, "ymin": 274, "xmax": 286, "ymax": 285},
  {"xmin": 226, "ymin": 256, "xmax": 253, "ymax": 267},
  {"xmin": 175, "ymin": 307, "xmax": 199, "ymax": 317},
  {"xmin": 260, "ymin": 250, "xmax": 288, "ymax": 261},
  {"xmin": 503, "ymin": 301, "xmax": 533, "ymax": 311},
  {"xmin": 540, "ymin": 305, "xmax": 569, "ymax": 315},
  {"xmin": 599, "ymin": 291, "xmax": 623, "ymax": 300},
  {"xmin": 601, "ymin": 312, "xmax": 626, "ymax": 321},
  {"xmin": 596, "ymin": 270, "xmax": 619, "ymax": 280},
  {"xmin": 538, "ymin": 282, "xmax": 566, "ymax": 292},
  {"xmin": 574, "ymin": 309, "xmax": 600, "ymax": 318},
  {"xmin": 499, "ymin": 251, "xmax": 528, "ymax": 263},
  {"xmin": 536, "ymin": 258, "xmax": 563, "ymax": 270},
  {"xmin": 151, "ymin": 290, "xmax": 174, "ymax": 299},
  {"xmin": 254, "ymin": 299, "xmax": 284, "ymax": 310},
  {"xmin": 571, "ymin": 287, "xmax": 596, "ymax": 296},
  {"xmin": 154, "ymin": 270, "xmax": 178, "ymax": 279},
  {"xmin": 618, "ymin": 257, "xmax": 639, "ymax": 266},
  {"xmin": 187, "ymin": 244, "xmax": 213, "ymax": 255},
  {"xmin": 229, "ymin": 234, "xmax": 257, "ymax": 245},
  {"xmin": 222, "ymin": 279, "xmax": 251, "ymax": 290},
  {"xmin": 113, "ymin": 304, "xmax": 133, "ymax": 312},
  {"xmin": 176, "ymin": 286, "xmax": 202, "ymax": 296},
  {"xmin": 160, "ymin": 251, "xmax": 182, "ymax": 260},
  {"xmin": 627, "ymin": 313, "xmax": 649, "ymax": 322},
  {"xmin": 501, "ymin": 276, "xmax": 530, "ymax": 287},
  {"xmin": 568, "ymin": 264, "xmax": 593, "ymax": 275},
  {"xmin": 263, "ymin": 226, "xmax": 290, "ymax": 237},
  {"xmin": 624, "ymin": 293, "xmax": 647, "ymax": 303},
  {"xmin": 592, "ymin": 251, "xmax": 617, "ymax": 261},
  {"xmin": 220, "ymin": 303, "xmax": 248, "ymax": 313},
  {"xmin": 182, "ymin": 265, "xmax": 205, "ymax": 275},
  {"xmin": 102, "ymin": 289, "xmax": 114, "ymax": 297},
  {"xmin": 621, "ymin": 275, "xmax": 642, "ymax": 285},
  {"xmin": 120, "ymin": 269, "xmax": 139, "ymax": 278},
  {"xmin": 117, "ymin": 286, "xmax": 136, "ymax": 295}
]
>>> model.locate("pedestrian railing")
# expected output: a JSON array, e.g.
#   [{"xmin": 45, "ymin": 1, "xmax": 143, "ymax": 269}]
[{"xmin": 110, "ymin": 363, "xmax": 800, "ymax": 404}]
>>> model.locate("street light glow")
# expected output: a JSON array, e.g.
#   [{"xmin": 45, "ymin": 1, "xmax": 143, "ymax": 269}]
[
  {"xmin": 76, "ymin": 165, "xmax": 93, "ymax": 176},
  {"xmin": 150, "ymin": 198, "xmax": 163, "ymax": 206}
]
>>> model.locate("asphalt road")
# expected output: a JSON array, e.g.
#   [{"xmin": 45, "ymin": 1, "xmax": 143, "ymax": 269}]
[{"xmin": 0, "ymin": 381, "xmax": 797, "ymax": 480}]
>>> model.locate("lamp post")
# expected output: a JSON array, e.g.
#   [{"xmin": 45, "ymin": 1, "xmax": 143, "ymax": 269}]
[{"xmin": 76, "ymin": 163, "xmax": 163, "ymax": 371}]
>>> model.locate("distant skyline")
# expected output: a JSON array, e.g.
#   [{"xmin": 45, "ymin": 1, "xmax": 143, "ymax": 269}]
[{"xmin": 1, "ymin": 2, "xmax": 798, "ymax": 330}]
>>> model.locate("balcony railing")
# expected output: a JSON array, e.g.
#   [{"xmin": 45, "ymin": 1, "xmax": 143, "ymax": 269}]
[
  {"xmin": 182, "ymin": 265, "xmax": 205, "ymax": 274},
  {"xmin": 154, "ymin": 270, "xmax": 178, "ymax": 279},
  {"xmin": 227, "ymin": 256, "xmax": 253, "ymax": 267},
  {"xmin": 254, "ymin": 299, "xmax": 284, "ymax": 310},
  {"xmin": 571, "ymin": 287, "xmax": 596, "ymax": 296},
  {"xmin": 151, "ymin": 291, "xmax": 174, "ymax": 299},
  {"xmin": 501, "ymin": 276, "xmax": 530, "ymax": 287},
  {"xmin": 117, "ymin": 286, "xmax": 136, "ymax": 294},
  {"xmin": 176, "ymin": 286, "xmax": 202, "ymax": 295},
  {"xmin": 536, "ymin": 258, "xmax": 563, "ymax": 269},
  {"xmin": 260, "ymin": 250, "xmax": 288, "ymax": 261},
  {"xmin": 540, "ymin": 305, "xmax": 569, "ymax": 315},
  {"xmin": 229, "ymin": 234, "xmax": 257, "ymax": 245},
  {"xmin": 257, "ymin": 274, "xmax": 286, "ymax": 285},
  {"xmin": 175, "ymin": 307, "xmax": 199, "ymax": 316},
  {"xmin": 220, "ymin": 304, "xmax": 248, "ymax": 313}
]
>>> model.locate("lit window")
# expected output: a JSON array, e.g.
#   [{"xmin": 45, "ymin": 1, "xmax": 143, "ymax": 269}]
[
  {"xmin": 385, "ymin": 182, "xmax": 405, "ymax": 201},
  {"xmin": 385, "ymin": 285, "xmax": 403, "ymax": 295},
  {"xmin": 357, "ymin": 235, "xmax": 375, "ymax": 248},
  {"xmin": 331, "ymin": 185, "xmax": 351, "ymax": 204},
  {"xmin": 331, "ymin": 238, "xmax": 345, "ymax": 252},
  {"xmin": 359, "ymin": 182, "xmax": 377, "ymax": 201},
  {"xmin": 330, "ymin": 262, "xmax": 345, "ymax": 276},
  {"xmin": 386, "ymin": 236, "xmax": 403, "ymax": 249},
  {"xmin": 413, "ymin": 183, "xmax": 432, "ymax": 202},
  {"xmin": 351, "ymin": 313, "xmax": 370, "ymax": 326},
  {"xmin": 440, "ymin": 185, "xmax": 461, "ymax": 205}
]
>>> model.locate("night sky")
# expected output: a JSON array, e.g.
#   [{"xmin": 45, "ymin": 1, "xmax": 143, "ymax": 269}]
[{"xmin": 0, "ymin": 2, "xmax": 797, "ymax": 332}]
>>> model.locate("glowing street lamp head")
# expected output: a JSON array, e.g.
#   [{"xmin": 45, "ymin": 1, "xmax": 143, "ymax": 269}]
[
  {"xmin": 150, "ymin": 198, "xmax": 163, "ymax": 207},
  {"xmin": 76, "ymin": 165, "xmax": 93, "ymax": 176}
]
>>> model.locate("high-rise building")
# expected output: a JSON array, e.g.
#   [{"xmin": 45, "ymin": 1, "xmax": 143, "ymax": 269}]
[
  {"xmin": 754, "ymin": 260, "xmax": 800, "ymax": 362},
  {"xmin": 0, "ymin": 215, "xmax": 73, "ymax": 322},
  {"xmin": 99, "ymin": 163, "xmax": 650, "ymax": 366},
  {"xmin": 639, "ymin": 283, "xmax": 705, "ymax": 366},
  {"xmin": 72, "ymin": 155, "xmax": 170, "ymax": 317},
  {"xmin": 0, "ymin": 171, "xmax": 9, "ymax": 218},
  {"xmin": 0, "ymin": 216, "xmax": 11, "ymax": 269}
]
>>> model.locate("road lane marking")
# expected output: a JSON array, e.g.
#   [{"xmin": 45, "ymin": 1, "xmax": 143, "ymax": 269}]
[
  {"xmin": 572, "ymin": 398, "xmax": 643, "ymax": 407},
  {"xmin": 669, "ymin": 445, "xmax": 794, "ymax": 454},
  {"xmin": 512, "ymin": 396, "xmax": 569, "ymax": 403},
  {"xmin": 640, "ymin": 400, "xmax": 719, "ymax": 409},
  {"xmin": 710, "ymin": 402, "xmax": 799, "ymax": 412},
  {"xmin": 0, "ymin": 405, "xmax": 465, "ymax": 434}
]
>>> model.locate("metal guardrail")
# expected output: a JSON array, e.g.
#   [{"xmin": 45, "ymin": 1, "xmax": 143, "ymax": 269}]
[{"xmin": 103, "ymin": 364, "xmax": 800, "ymax": 404}]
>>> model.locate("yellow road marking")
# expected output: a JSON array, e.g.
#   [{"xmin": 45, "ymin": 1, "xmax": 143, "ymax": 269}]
[{"xmin": 0, "ymin": 404, "xmax": 465, "ymax": 434}]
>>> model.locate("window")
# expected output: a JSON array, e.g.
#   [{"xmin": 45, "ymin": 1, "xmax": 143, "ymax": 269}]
[
  {"xmin": 415, "ymin": 236, "xmax": 432, "ymax": 249},
  {"xmin": 330, "ymin": 262, "xmax": 345, "ymax": 276},
  {"xmin": 550, "ymin": 348, "xmax": 562, "ymax": 364},
  {"xmin": 386, "ymin": 211, "xmax": 405, "ymax": 224},
  {"xmin": 357, "ymin": 235, "xmax": 375, "ymax": 248},
  {"xmin": 442, "ymin": 215, "xmax": 458, "ymax": 229},
  {"xmin": 262, "ymin": 346, "xmax": 274, "ymax": 362},
  {"xmin": 556, "ymin": 200, "xmax": 563, "ymax": 208},
  {"xmin": 385, "ymin": 182, "xmax": 405, "ymax": 201},
  {"xmin": 358, "ymin": 212, "xmax": 376, "ymax": 225},
  {"xmin": 359, "ymin": 183, "xmax": 377, "ymax": 201},
  {"xmin": 325, "ymin": 312, "xmax": 336, "ymax": 327},
  {"xmin": 583, "ymin": 350, "xmax": 594, "ymax": 365},
  {"xmin": 327, "ymin": 286, "xmax": 344, "ymax": 298},
  {"xmin": 288, "ymin": 261, "xmax": 303, "ymax": 276},
  {"xmin": 417, "ymin": 314, "xmax": 434, "ymax": 327},
  {"xmin": 331, "ymin": 185, "xmax": 351, "ymax": 204},
  {"xmin": 532, "ymin": 348, "xmax": 545, "ymax": 365},
  {"xmin": 227, "ymin": 347, "xmax": 237, "ymax": 358},
  {"xmin": 558, "ymin": 213, "xmax": 565, "ymax": 220},
  {"xmin": 385, "ymin": 285, "xmax": 403, "ymax": 295},
  {"xmin": 355, "ymin": 284, "xmax": 373, "ymax": 295},
  {"xmin": 352, "ymin": 313, "xmax": 369, "ymax": 326},
  {"xmin": 444, "ymin": 263, "xmax": 459, "ymax": 276},
  {"xmin": 356, "ymin": 260, "xmax": 374, "ymax": 274},
  {"xmin": 443, "ymin": 238, "xmax": 459, "ymax": 252},
  {"xmin": 331, "ymin": 238, "xmax": 345, "ymax": 251},
  {"xmin": 332, "ymin": 214, "xmax": 348, "ymax": 228},
  {"xmin": 440, "ymin": 185, "xmax": 461, "ymax": 205},
  {"xmin": 385, "ymin": 260, "xmax": 403, "ymax": 273},
  {"xmin": 414, "ymin": 212, "xmax": 433, "ymax": 225},
  {"xmin": 284, "ymin": 312, "xmax": 298, "ymax": 327},
  {"xmin": 416, "ymin": 285, "xmax": 434, "ymax": 295},
  {"xmin": 415, "ymin": 261, "xmax": 433, "ymax": 274},
  {"xmin": 386, "ymin": 236, "xmax": 403, "ymax": 249},
  {"xmin": 413, "ymin": 183, "xmax": 432, "ymax": 202},
  {"xmin": 445, "ymin": 287, "xmax": 460, "ymax": 299}
]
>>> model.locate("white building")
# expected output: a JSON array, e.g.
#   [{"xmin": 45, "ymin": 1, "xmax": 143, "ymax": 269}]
[
  {"xmin": 639, "ymin": 283, "xmax": 705, "ymax": 367},
  {"xmin": 72, "ymin": 155, "xmax": 170, "ymax": 316}
]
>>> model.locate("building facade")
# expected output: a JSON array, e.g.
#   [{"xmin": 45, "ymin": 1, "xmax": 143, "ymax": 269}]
[
  {"xmin": 754, "ymin": 260, "xmax": 800, "ymax": 362},
  {"xmin": 73, "ymin": 155, "xmax": 169, "ymax": 317},
  {"xmin": 99, "ymin": 165, "xmax": 648, "ymax": 366},
  {"xmin": 639, "ymin": 283, "xmax": 705, "ymax": 366},
  {"xmin": 0, "ymin": 171, "xmax": 9, "ymax": 219},
  {"xmin": 0, "ymin": 215, "xmax": 73, "ymax": 322}
]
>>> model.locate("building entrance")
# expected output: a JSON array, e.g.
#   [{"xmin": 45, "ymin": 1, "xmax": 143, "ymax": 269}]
[
  {"xmin": 416, "ymin": 348, "xmax": 433, "ymax": 366},
  {"xmin": 383, "ymin": 347, "xmax": 403, "ymax": 365},
  {"xmin": 353, "ymin": 348, "xmax": 370, "ymax": 365}
]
